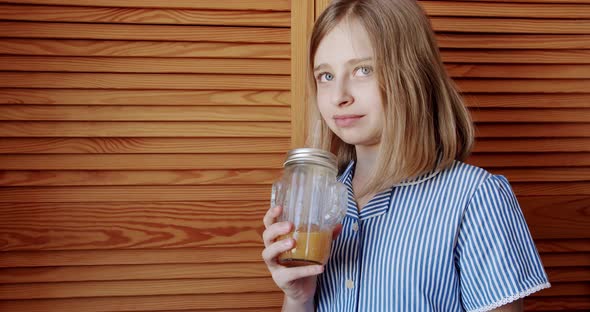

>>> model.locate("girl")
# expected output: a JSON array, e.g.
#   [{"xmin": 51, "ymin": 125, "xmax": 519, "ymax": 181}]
[{"xmin": 262, "ymin": 0, "xmax": 550, "ymax": 311}]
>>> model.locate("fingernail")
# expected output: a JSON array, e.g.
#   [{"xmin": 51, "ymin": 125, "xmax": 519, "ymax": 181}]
[{"xmin": 284, "ymin": 239, "xmax": 293, "ymax": 247}]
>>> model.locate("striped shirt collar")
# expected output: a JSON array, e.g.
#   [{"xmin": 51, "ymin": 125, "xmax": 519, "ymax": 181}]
[{"xmin": 338, "ymin": 160, "xmax": 441, "ymax": 220}]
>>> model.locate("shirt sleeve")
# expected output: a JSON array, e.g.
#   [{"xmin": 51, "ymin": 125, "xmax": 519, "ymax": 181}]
[{"xmin": 455, "ymin": 174, "xmax": 550, "ymax": 312}]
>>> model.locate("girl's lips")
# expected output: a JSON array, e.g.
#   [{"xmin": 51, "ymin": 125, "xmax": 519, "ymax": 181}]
[{"xmin": 334, "ymin": 115, "xmax": 364, "ymax": 127}]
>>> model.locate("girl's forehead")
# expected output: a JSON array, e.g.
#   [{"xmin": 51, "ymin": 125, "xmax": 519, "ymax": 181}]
[{"xmin": 314, "ymin": 19, "xmax": 374, "ymax": 67}]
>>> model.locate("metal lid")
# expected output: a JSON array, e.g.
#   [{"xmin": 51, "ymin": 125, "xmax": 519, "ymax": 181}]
[{"xmin": 284, "ymin": 148, "xmax": 337, "ymax": 173}]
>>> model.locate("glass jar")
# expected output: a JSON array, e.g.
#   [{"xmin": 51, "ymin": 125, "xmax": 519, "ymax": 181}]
[{"xmin": 271, "ymin": 148, "xmax": 347, "ymax": 267}]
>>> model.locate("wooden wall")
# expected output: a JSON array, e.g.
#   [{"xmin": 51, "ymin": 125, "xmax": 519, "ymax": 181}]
[
  {"xmin": 0, "ymin": 0, "xmax": 292, "ymax": 311},
  {"xmin": 0, "ymin": 0, "xmax": 588, "ymax": 311}
]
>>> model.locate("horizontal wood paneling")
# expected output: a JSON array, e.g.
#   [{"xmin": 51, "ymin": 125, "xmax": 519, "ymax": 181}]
[
  {"xmin": 469, "ymin": 153, "xmax": 590, "ymax": 167},
  {"xmin": 0, "ymin": 154, "xmax": 285, "ymax": 170},
  {"xmin": 442, "ymin": 50, "xmax": 590, "ymax": 63},
  {"xmin": 0, "ymin": 89, "xmax": 291, "ymax": 106},
  {"xmin": 0, "ymin": 4, "xmax": 290, "ymax": 27},
  {"xmin": 0, "ymin": 169, "xmax": 282, "ymax": 186},
  {"xmin": 421, "ymin": 1, "xmax": 590, "ymax": 18},
  {"xmin": 447, "ymin": 64, "xmax": 590, "ymax": 78},
  {"xmin": 0, "ymin": 262, "xmax": 271, "ymax": 283},
  {"xmin": 0, "ymin": 138, "xmax": 291, "ymax": 153},
  {"xmin": 464, "ymin": 94, "xmax": 590, "ymax": 108},
  {"xmin": 0, "ymin": 277, "xmax": 279, "ymax": 299},
  {"xmin": 437, "ymin": 34, "xmax": 590, "ymax": 49},
  {"xmin": 0, "ymin": 39, "xmax": 291, "ymax": 58},
  {"xmin": 0, "ymin": 0, "xmax": 291, "ymax": 10},
  {"xmin": 0, "ymin": 22, "xmax": 290, "ymax": 43},
  {"xmin": 0, "ymin": 106, "xmax": 291, "ymax": 121},
  {"xmin": 0, "ymin": 73, "xmax": 290, "ymax": 90},
  {"xmin": 0, "ymin": 292, "xmax": 284, "ymax": 312},
  {"xmin": 431, "ymin": 17, "xmax": 590, "ymax": 34},
  {"xmin": 470, "ymin": 108, "xmax": 590, "ymax": 122},
  {"xmin": 472, "ymin": 139, "xmax": 590, "ymax": 152},
  {"xmin": 0, "ymin": 56, "xmax": 291, "ymax": 74},
  {"xmin": 0, "ymin": 121, "xmax": 291, "ymax": 137},
  {"xmin": 476, "ymin": 124, "xmax": 590, "ymax": 138},
  {"xmin": 456, "ymin": 79, "xmax": 590, "ymax": 93}
]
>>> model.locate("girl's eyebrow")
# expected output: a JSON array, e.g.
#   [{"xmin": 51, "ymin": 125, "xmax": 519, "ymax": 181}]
[{"xmin": 313, "ymin": 57, "xmax": 373, "ymax": 72}]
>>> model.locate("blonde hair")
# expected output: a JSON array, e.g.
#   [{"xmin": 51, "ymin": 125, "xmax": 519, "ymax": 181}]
[{"xmin": 306, "ymin": 0, "xmax": 474, "ymax": 198}]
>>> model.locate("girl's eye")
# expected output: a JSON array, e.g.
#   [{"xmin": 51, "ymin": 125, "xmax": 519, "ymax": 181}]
[
  {"xmin": 318, "ymin": 72, "xmax": 334, "ymax": 82},
  {"xmin": 355, "ymin": 66, "xmax": 373, "ymax": 76}
]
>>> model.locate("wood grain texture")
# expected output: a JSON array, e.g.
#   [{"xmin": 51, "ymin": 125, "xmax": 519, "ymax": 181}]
[
  {"xmin": 0, "ymin": 121, "xmax": 291, "ymax": 137},
  {"xmin": 447, "ymin": 64, "xmax": 590, "ymax": 79},
  {"xmin": 442, "ymin": 49, "xmax": 590, "ymax": 63},
  {"xmin": 437, "ymin": 34, "xmax": 590, "ymax": 49},
  {"xmin": 0, "ymin": 292, "xmax": 284, "ymax": 312},
  {"xmin": 475, "ymin": 123, "xmax": 590, "ymax": 138},
  {"xmin": 468, "ymin": 153, "xmax": 590, "ymax": 167},
  {"xmin": 0, "ymin": 39, "xmax": 291, "ymax": 58},
  {"xmin": 0, "ymin": 4, "xmax": 290, "ymax": 27},
  {"xmin": 0, "ymin": 106, "xmax": 291, "ymax": 121},
  {"xmin": 0, "ymin": 169, "xmax": 282, "ymax": 186},
  {"xmin": 0, "ymin": 154, "xmax": 285, "ymax": 170},
  {"xmin": 464, "ymin": 94, "xmax": 590, "ymax": 108},
  {"xmin": 470, "ymin": 108, "xmax": 590, "ymax": 123},
  {"xmin": 431, "ymin": 17, "xmax": 590, "ymax": 34},
  {"xmin": 420, "ymin": 1, "xmax": 590, "ymax": 18},
  {"xmin": 0, "ymin": 89, "xmax": 291, "ymax": 106},
  {"xmin": 0, "ymin": 22, "xmax": 290, "ymax": 43},
  {"xmin": 472, "ymin": 138, "xmax": 590, "ymax": 153},
  {"xmin": 0, "ymin": 56, "xmax": 291, "ymax": 74},
  {"xmin": 456, "ymin": 79, "xmax": 590, "ymax": 93},
  {"xmin": 0, "ymin": 72, "xmax": 290, "ymax": 90},
  {"xmin": 0, "ymin": 0, "xmax": 291, "ymax": 10},
  {"xmin": 0, "ymin": 138, "xmax": 291, "ymax": 153}
]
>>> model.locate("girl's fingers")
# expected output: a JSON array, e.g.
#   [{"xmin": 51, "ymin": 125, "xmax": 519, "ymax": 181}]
[
  {"xmin": 273, "ymin": 265, "xmax": 324, "ymax": 287},
  {"xmin": 261, "ymin": 237, "xmax": 295, "ymax": 268},
  {"xmin": 262, "ymin": 221, "xmax": 293, "ymax": 247},
  {"xmin": 263, "ymin": 205, "xmax": 282, "ymax": 229}
]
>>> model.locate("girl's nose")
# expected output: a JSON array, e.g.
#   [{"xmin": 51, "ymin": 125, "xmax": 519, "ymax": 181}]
[{"xmin": 331, "ymin": 79, "xmax": 354, "ymax": 107}]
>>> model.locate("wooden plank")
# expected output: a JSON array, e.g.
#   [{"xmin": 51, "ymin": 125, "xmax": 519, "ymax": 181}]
[
  {"xmin": 0, "ymin": 169, "xmax": 282, "ymax": 186},
  {"xmin": 431, "ymin": 17, "xmax": 590, "ymax": 34},
  {"xmin": 0, "ymin": 138, "xmax": 291, "ymax": 153},
  {"xmin": 0, "ymin": 73, "xmax": 290, "ymax": 90},
  {"xmin": 472, "ymin": 138, "xmax": 590, "ymax": 153},
  {"xmin": 0, "ymin": 39, "xmax": 290, "ymax": 58},
  {"xmin": 291, "ymin": 0, "xmax": 314, "ymax": 149},
  {"xmin": 530, "ymin": 282, "xmax": 590, "ymax": 297},
  {"xmin": 0, "ymin": 56, "xmax": 291, "ymax": 75},
  {"xmin": 0, "ymin": 201, "xmax": 267, "ymax": 250},
  {"xmin": 420, "ymin": 1, "xmax": 590, "ymax": 18},
  {"xmin": 464, "ymin": 94, "xmax": 590, "ymax": 108},
  {"xmin": 447, "ymin": 64, "xmax": 590, "ymax": 79},
  {"xmin": 0, "ymin": 121, "xmax": 291, "ymax": 137},
  {"xmin": 475, "ymin": 123, "xmax": 590, "ymax": 138},
  {"xmin": 541, "ymin": 253, "xmax": 590, "ymax": 267},
  {"xmin": 0, "ymin": 262, "xmax": 270, "ymax": 283},
  {"xmin": 0, "ymin": 0, "xmax": 291, "ymax": 10},
  {"xmin": 536, "ymin": 239, "xmax": 590, "ymax": 253},
  {"xmin": 0, "ymin": 89, "xmax": 291, "ymax": 106},
  {"xmin": 0, "ymin": 154, "xmax": 286, "ymax": 170},
  {"xmin": 547, "ymin": 267, "xmax": 590, "ymax": 282},
  {"xmin": 468, "ymin": 153, "xmax": 590, "ymax": 167},
  {"xmin": 442, "ymin": 50, "xmax": 590, "ymax": 63},
  {"xmin": 0, "ymin": 277, "xmax": 279, "ymax": 299},
  {"xmin": 437, "ymin": 34, "xmax": 590, "ymax": 49},
  {"xmin": 519, "ymin": 196, "xmax": 590, "ymax": 239},
  {"xmin": 0, "ymin": 186, "xmax": 273, "ymax": 202},
  {"xmin": 0, "ymin": 4, "xmax": 290, "ymax": 27},
  {"xmin": 525, "ymin": 297, "xmax": 590, "ymax": 311},
  {"xmin": 0, "ymin": 22, "xmax": 290, "ymax": 43},
  {"xmin": 0, "ymin": 292, "xmax": 284, "ymax": 312},
  {"xmin": 470, "ymin": 108, "xmax": 590, "ymax": 123},
  {"xmin": 512, "ymin": 182, "xmax": 590, "ymax": 196},
  {"xmin": 455, "ymin": 0, "xmax": 590, "ymax": 4},
  {"xmin": 0, "ymin": 106, "xmax": 291, "ymax": 121},
  {"xmin": 0, "ymin": 247, "xmax": 265, "ymax": 267},
  {"xmin": 456, "ymin": 79, "xmax": 590, "ymax": 93}
]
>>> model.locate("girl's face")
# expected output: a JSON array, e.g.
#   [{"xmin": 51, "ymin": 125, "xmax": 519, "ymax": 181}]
[{"xmin": 313, "ymin": 18, "xmax": 384, "ymax": 148}]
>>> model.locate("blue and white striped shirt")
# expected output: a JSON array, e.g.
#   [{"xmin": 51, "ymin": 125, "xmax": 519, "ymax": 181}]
[{"xmin": 316, "ymin": 160, "xmax": 550, "ymax": 311}]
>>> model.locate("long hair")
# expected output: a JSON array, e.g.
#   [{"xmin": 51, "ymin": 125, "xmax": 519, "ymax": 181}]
[{"xmin": 306, "ymin": 0, "xmax": 474, "ymax": 197}]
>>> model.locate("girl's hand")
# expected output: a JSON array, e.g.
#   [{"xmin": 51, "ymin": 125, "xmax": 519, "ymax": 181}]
[{"xmin": 261, "ymin": 206, "xmax": 325, "ymax": 305}]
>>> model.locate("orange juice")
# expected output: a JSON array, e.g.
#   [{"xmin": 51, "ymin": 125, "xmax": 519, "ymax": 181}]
[{"xmin": 278, "ymin": 229, "xmax": 333, "ymax": 267}]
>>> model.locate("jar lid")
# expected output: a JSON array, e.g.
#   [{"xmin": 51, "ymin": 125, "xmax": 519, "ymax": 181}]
[{"xmin": 284, "ymin": 148, "xmax": 337, "ymax": 173}]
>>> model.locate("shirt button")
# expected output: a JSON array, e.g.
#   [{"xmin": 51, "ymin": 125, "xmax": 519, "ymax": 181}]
[
  {"xmin": 352, "ymin": 222, "xmax": 359, "ymax": 232},
  {"xmin": 346, "ymin": 279, "xmax": 354, "ymax": 289}
]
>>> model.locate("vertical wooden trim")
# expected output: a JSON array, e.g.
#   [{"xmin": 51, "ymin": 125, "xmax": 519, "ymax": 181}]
[
  {"xmin": 315, "ymin": 0, "xmax": 331, "ymax": 18},
  {"xmin": 290, "ymin": 0, "xmax": 314, "ymax": 148}
]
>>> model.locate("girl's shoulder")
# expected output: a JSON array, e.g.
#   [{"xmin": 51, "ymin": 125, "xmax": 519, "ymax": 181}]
[{"xmin": 436, "ymin": 159, "xmax": 511, "ymax": 197}]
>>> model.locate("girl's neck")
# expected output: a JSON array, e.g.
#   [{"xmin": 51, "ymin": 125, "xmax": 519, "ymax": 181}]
[{"xmin": 352, "ymin": 143, "xmax": 379, "ymax": 186}]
